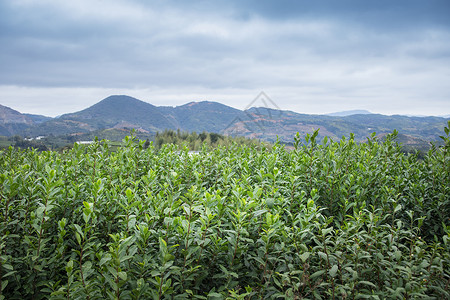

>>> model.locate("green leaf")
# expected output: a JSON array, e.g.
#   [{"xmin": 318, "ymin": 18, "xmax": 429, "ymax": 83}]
[
  {"xmin": 322, "ymin": 227, "xmax": 333, "ymax": 236},
  {"xmin": 358, "ymin": 281, "xmax": 376, "ymax": 288},
  {"xmin": 1, "ymin": 280, "xmax": 8, "ymax": 292},
  {"xmin": 266, "ymin": 198, "xmax": 275, "ymax": 209},
  {"xmin": 300, "ymin": 252, "xmax": 310, "ymax": 263},
  {"xmin": 100, "ymin": 255, "xmax": 112, "ymax": 266},
  {"xmin": 420, "ymin": 260, "xmax": 430, "ymax": 269},
  {"xmin": 394, "ymin": 250, "xmax": 402, "ymax": 260},
  {"xmin": 66, "ymin": 260, "xmax": 74, "ymax": 274},
  {"xmin": 75, "ymin": 232, "xmax": 82, "ymax": 245},
  {"xmin": 253, "ymin": 209, "xmax": 268, "ymax": 217},
  {"xmin": 310, "ymin": 270, "xmax": 326, "ymax": 279},
  {"xmin": 329, "ymin": 265, "xmax": 338, "ymax": 278},
  {"xmin": 207, "ymin": 292, "xmax": 224, "ymax": 299},
  {"xmin": 318, "ymin": 251, "xmax": 327, "ymax": 261},
  {"xmin": 82, "ymin": 261, "xmax": 92, "ymax": 273},
  {"xmin": 118, "ymin": 271, "xmax": 127, "ymax": 281},
  {"xmin": 73, "ymin": 224, "xmax": 83, "ymax": 237}
]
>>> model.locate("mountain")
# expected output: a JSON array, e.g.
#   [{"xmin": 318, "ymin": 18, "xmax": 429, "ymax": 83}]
[
  {"xmin": 0, "ymin": 104, "xmax": 35, "ymax": 136},
  {"xmin": 24, "ymin": 95, "xmax": 177, "ymax": 136},
  {"xmin": 224, "ymin": 106, "xmax": 356, "ymax": 142},
  {"xmin": 159, "ymin": 101, "xmax": 243, "ymax": 133},
  {"xmin": 326, "ymin": 110, "xmax": 373, "ymax": 116},
  {"xmin": 0, "ymin": 104, "xmax": 34, "ymax": 125},
  {"xmin": 223, "ymin": 107, "xmax": 448, "ymax": 143},
  {"xmin": 66, "ymin": 95, "xmax": 176, "ymax": 130},
  {"xmin": 2, "ymin": 95, "xmax": 449, "ymax": 149}
]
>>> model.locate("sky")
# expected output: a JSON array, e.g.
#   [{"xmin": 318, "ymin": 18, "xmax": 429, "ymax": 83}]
[{"xmin": 1, "ymin": 0, "xmax": 449, "ymax": 117}]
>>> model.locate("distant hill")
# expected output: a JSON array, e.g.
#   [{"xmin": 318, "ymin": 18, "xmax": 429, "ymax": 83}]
[
  {"xmin": 23, "ymin": 96, "xmax": 244, "ymax": 137},
  {"xmin": 159, "ymin": 101, "xmax": 244, "ymax": 133},
  {"xmin": 24, "ymin": 95, "xmax": 177, "ymax": 136},
  {"xmin": 224, "ymin": 107, "xmax": 448, "ymax": 143},
  {"xmin": 0, "ymin": 104, "xmax": 35, "ymax": 136},
  {"xmin": 0, "ymin": 104, "xmax": 34, "ymax": 125},
  {"xmin": 1, "ymin": 95, "xmax": 449, "ymax": 150},
  {"xmin": 68, "ymin": 95, "xmax": 173, "ymax": 129},
  {"xmin": 24, "ymin": 114, "xmax": 52, "ymax": 124},
  {"xmin": 326, "ymin": 110, "xmax": 373, "ymax": 116}
]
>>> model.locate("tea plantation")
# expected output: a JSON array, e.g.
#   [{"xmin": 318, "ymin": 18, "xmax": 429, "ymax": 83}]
[{"xmin": 1, "ymin": 125, "xmax": 449, "ymax": 299}]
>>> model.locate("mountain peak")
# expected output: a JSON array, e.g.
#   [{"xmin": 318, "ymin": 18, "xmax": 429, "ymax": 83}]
[
  {"xmin": 94, "ymin": 95, "xmax": 153, "ymax": 107},
  {"xmin": 67, "ymin": 95, "xmax": 158, "ymax": 118},
  {"xmin": 182, "ymin": 101, "xmax": 232, "ymax": 108},
  {"xmin": 30, "ymin": 95, "xmax": 177, "ymax": 136},
  {"xmin": 326, "ymin": 110, "xmax": 373, "ymax": 117}
]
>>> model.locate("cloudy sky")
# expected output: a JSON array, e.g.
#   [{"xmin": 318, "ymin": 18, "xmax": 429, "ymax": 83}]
[{"xmin": 1, "ymin": 0, "xmax": 449, "ymax": 117}]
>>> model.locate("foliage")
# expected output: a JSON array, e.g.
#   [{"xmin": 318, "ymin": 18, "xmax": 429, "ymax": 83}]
[
  {"xmin": 0, "ymin": 137, "xmax": 12, "ymax": 149},
  {"xmin": 0, "ymin": 124, "xmax": 449, "ymax": 299},
  {"xmin": 6, "ymin": 135, "xmax": 50, "ymax": 151},
  {"xmin": 1, "ymin": 129, "xmax": 267, "ymax": 152},
  {"xmin": 153, "ymin": 130, "xmax": 269, "ymax": 151}
]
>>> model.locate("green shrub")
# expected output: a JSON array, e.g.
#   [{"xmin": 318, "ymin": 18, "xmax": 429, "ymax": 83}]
[{"xmin": 0, "ymin": 123, "xmax": 449, "ymax": 299}]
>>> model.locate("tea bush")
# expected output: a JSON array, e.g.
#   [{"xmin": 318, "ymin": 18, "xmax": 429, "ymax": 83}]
[{"xmin": 1, "ymin": 123, "xmax": 449, "ymax": 299}]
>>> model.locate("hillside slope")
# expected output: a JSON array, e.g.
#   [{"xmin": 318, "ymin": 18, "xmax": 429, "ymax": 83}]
[
  {"xmin": 0, "ymin": 104, "xmax": 35, "ymax": 136},
  {"xmin": 223, "ymin": 107, "xmax": 449, "ymax": 143},
  {"xmin": 24, "ymin": 95, "xmax": 177, "ymax": 136},
  {"xmin": 159, "ymin": 101, "xmax": 244, "ymax": 133}
]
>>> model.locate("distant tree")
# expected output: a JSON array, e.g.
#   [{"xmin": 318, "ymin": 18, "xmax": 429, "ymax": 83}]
[
  {"xmin": 144, "ymin": 139, "xmax": 150, "ymax": 149},
  {"xmin": 210, "ymin": 132, "xmax": 220, "ymax": 144},
  {"xmin": 10, "ymin": 135, "xmax": 23, "ymax": 144},
  {"xmin": 151, "ymin": 130, "xmax": 268, "ymax": 150},
  {"xmin": 156, "ymin": 137, "xmax": 164, "ymax": 149},
  {"xmin": 199, "ymin": 132, "xmax": 207, "ymax": 142}
]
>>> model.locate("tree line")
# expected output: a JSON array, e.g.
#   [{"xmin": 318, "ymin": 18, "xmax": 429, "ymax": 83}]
[{"xmin": 152, "ymin": 129, "xmax": 269, "ymax": 150}]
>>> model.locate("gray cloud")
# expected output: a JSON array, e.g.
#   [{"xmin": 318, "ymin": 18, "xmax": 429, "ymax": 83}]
[{"xmin": 0, "ymin": 0, "xmax": 449, "ymax": 116}]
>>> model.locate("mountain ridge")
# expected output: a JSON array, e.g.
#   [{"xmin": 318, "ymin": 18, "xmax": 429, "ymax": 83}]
[
  {"xmin": 326, "ymin": 110, "xmax": 373, "ymax": 116},
  {"xmin": 0, "ymin": 104, "xmax": 35, "ymax": 136},
  {"xmin": 1, "ymin": 95, "xmax": 449, "ymax": 145}
]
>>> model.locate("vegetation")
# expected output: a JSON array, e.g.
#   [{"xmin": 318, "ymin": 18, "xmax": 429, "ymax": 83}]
[
  {"xmin": 0, "ymin": 137, "xmax": 12, "ymax": 149},
  {"xmin": 153, "ymin": 130, "xmax": 269, "ymax": 151},
  {"xmin": 0, "ymin": 130, "xmax": 267, "ymax": 152},
  {"xmin": 0, "ymin": 123, "xmax": 449, "ymax": 299}
]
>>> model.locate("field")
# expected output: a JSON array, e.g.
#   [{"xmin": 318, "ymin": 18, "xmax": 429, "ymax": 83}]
[
  {"xmin": 1, "ymin": 126, "xmax": 449, "ymax": 299},
  {"xmin": 0, "ymin": 137, "xmax": 12, "ymax": 149}
]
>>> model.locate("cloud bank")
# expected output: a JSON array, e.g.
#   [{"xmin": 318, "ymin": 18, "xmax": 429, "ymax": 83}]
[{"xmin": 0, "ymin": 0, "xmax": 449, "ymax": 116}]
